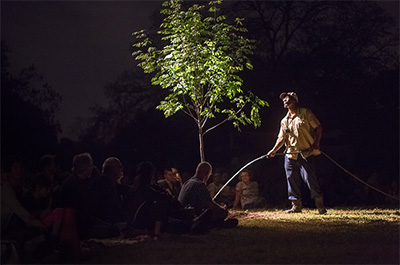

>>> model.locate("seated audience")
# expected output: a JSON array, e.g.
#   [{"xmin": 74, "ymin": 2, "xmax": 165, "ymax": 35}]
[
  {"xmin": 36, "ymin": 154, "xmax": 58, "ymax": 184},
  {"xmin": 88, "ymin": 157, "xmax": 129, "ymax": 225},
  {"xmin": 1, "ymin": 156, "xmax": 62, "ymax": 263},
  {"xmin": 125, "ymin": 161, "xmax": 171, "ymax": 238},
  {"xmin": 233, "ymin": 169, "xmax": 267, "ymax": 210},
  {"xmin": 157, "ymin": 167, "xmax": 182, "ymax": 199},
  {"xmin": 20, "ymin": 174, "xmax": 81, "ymax": 262},
  {"xmin": 207, "ymin": 171, "xmax": 235, "ymax": 208},
  {"xmin": 20, "ymin": 174, "xmax": 63, "ymax": 236},
  {"xmin": 1, "ymin": 156, "xmax": 46, "ymax": 234},
  {"xmin": 51, "ymin": 152, "xmax": 119, "ymax": 239}
]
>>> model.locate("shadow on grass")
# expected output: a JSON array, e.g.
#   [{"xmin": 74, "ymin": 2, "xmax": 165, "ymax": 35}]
[{"xmin": 83, "ymin": 208, "xmax": 399, "ymax": 264}]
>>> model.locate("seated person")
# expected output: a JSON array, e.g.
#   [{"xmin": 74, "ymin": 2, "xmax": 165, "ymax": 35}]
[
  {"xmin": 36, "ymin": 154, "xmax": 58, "ymax": 184},
  {"xmin": 93, "ymin": 157, "xmax": 128, "ymax": 224},
  {"xmin": 1, "ymin": 157, "xmax": 63, "ymax": 263},
  {"xmin": 51, "ymin": 152, "xmax": 119, "ymax": 239},
  {"xmin": 20, "ymin": 174, "xmax": 64, "ymax": 236},
  {"xmin": 125, "ymin": 161, "xmax": 171, "ymax": 238},
  {"xmin": 157, "ymin": 167, "xmax": 182, "ymax": 199},
  {"xmin": 207, "ymin": 172, "xmax": 235, "ymax": 208},
  {"xmin": 1, "ymin": 157, "xmax": 46, "ymax": 234},
  {"xmin": 233, "ymin": 169, "xmax": 267, "ymax": 210},
  {"xmin": 178, "ymin": 162, "xmax": 238, "ymax": 234},
  {"xmin": 20, "ymin": 174, "xmax": 81, "ymax": 262}
]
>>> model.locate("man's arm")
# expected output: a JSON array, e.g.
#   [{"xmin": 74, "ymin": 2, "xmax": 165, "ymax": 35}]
[
  {"xmin": 266, "ymin": 135, "xmax": 285, "ymax": 158},
  {"xmin": 311, "ymin": 124, "xmax": 322, "ymax": 155},
  {"xmin": 2, "ymin": 183, "xmax": 46, "ymax": 228},
  {"xmin": 206, "ymin": 197, "xmax": 226, "ymax": 210}
]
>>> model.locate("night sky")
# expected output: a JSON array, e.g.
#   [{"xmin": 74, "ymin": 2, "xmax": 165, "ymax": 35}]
[
  {"xmin": 2, "ymin": 1, "xmax": 162, "ymax": 139},
  {"xmin": 1, "ymin": 0, "xmax": 398, "ymax": 140}
]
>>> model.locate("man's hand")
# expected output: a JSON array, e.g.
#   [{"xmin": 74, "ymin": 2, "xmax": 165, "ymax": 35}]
[
  {"xmin": 266, "ymin": 150, "xmax": 276, "ymax": 158},
  {"xmin": 312, "ymin": 149, "xmax": 321, "ymax": 156},
  {"xmin": 311, "ymin": 142, "xmax": 321, "ymax": 156}
]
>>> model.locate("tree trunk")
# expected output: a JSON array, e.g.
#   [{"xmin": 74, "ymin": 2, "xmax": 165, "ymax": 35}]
[{"xmin": 198, "ymin": 127, "xmax": 205, "ymax": 162}]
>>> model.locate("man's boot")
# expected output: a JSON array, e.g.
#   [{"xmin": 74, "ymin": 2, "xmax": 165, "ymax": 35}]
[
  {"xmin": 286, "ymin": 200, "xmax": 302, "ymax": 213},
  {"xmin": 315, "ymin": 196, "xmax": 327, "ymax": 214}
]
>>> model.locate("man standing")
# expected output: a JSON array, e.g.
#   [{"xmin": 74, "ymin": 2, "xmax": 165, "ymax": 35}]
[{"xmin": 267, "ymin": 92, "xmax": 327, "ymax": 214}]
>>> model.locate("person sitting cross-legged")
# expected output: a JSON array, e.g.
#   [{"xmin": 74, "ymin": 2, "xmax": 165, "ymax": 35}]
[
  {"xmin": 125, "ymin": 161, "xmax": 171, "ymax": 239},
  {"xmin": 178, "ymin": 162, "xmax": 238, "ymax": 234}
]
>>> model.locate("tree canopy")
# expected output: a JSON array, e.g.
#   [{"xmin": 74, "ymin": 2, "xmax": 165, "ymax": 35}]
[{"xmin": 132, "ymin": 0, "xmax": 268, "ymax": 161}]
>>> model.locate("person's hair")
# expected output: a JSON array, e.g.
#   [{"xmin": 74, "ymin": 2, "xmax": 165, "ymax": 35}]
[
  {"xmin": 239, "ymin": 169, "xmax": 253, "ymax": 180},
  {"xmin": 72, "ymin": 152, "xmax": 93, "ymax": 174},
  {"xmin": 38, "ymin": 154, "xmax": 56, "ymax": 171},
  {"xmin": 211, "ymin": 172, "xmax": 222, "ymax": 183},
  {"xmin": 163, "ymin": 167, "xmax": 173, "ymax": 175},
  {"xmin": 136, "ymin": 161, "xmax": 156, "ymax": 185},
  {"xmin": 196, "ymin": 162, "xmax": 212, "ymax": 179},
  {"xmin": 102, "ymin": 157, "xmax": 122, "ymax": 174}
]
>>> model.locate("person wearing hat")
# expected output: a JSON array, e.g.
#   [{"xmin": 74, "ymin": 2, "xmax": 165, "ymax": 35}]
[{"xmin": 266, "ymin": 92, "xmax": 327, "ymax": 214}]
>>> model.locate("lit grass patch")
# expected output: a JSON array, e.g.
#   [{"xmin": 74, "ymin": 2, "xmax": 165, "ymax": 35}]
[
  {"xmin": 235, "ymin": 208, "xmax": 400, "ymax": 224},
  {"xmin": 83, "ymin": 207, "xmax": 399, "ymax": 264}
]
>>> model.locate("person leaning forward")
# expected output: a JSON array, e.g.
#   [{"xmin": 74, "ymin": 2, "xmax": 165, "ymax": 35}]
[
  {"xmin": 178, "ymin": 162, "xmax": 238, "ymax": 233},
  {"xmin": 266, "ymin": 92, "xmax": 327, "ymax": 214}
]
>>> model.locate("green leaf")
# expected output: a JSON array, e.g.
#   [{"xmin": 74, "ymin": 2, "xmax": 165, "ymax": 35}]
[{"xmin": 131, "ymin": 0, "xmax": 268, "ymax": 159}]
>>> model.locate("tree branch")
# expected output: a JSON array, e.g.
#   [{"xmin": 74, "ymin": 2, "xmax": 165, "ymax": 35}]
[{"xmin": 203, "ymin": 101, "xmax": 246, "ymax": 136}]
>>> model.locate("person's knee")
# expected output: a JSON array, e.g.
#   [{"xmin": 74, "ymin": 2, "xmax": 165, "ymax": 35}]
[{"xmin": 211, "ymin": 207, "xmax": 228, "ymax": 220}]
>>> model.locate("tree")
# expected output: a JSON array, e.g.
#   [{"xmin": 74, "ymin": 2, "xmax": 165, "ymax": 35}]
[
  {"xmin": 227, "ymin": 1, "xmax": 398, "ymax": 94},
  {"xmin": 1, "ymin": 41, "xmax": 61, "ymax": 158},
  {"xmin": 228, "ymin": 1, "xmax": 397, "ymax": 69},
  {"xmin": 132, "ymin": 0, "xmax": 268, "ymax": 161},
  {"xmin": 80, "ymin": 69, "xmax": 160, "ymax": 143},
  {"xmin": 225, "ymin": 1, "xmax": 398, "ymax": 131}
]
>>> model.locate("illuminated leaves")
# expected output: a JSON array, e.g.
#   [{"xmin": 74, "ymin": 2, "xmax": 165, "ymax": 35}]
[{"xmin": 132, "ymin": 0, "xmax": 268, "ymax": 160}]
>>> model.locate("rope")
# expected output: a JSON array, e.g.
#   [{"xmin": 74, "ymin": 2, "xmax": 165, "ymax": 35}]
[
  {"xmin": 212, "ymin": 151, "xmax": 300, "ymax": 200},
  {"xmin": 212, "ymin": 151, "xmax": 399, "ymax": 202},
  {"xmin": 321, "ymin": 151, "xmax": 399, "ymax": 201},
  {"xmin": 212, "ymin": 155, "xmax": 266, "ymax": 200}
]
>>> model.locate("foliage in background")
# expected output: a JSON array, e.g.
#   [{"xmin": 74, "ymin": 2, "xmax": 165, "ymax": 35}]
[
  {"xmin": 1, "ymin": 41, "xmax": 61, "ymax": 159},
  {"xmin": 80, "ymin": 1, "xmax": 397, "ymax": 170},
  {"xmin": 81, "ymin": 69, "xmax": 159, "ymax": 143},
  {"xmin": 227, "ymin": 1, "xmax": 398, "ymax": 122},
  {"xmin": 132, "ymin": 0, "xmax": 268, "ymax": 161},
  {"xmin": 225, "ymin": 0, "xmax": 398, "ymax": 177}
]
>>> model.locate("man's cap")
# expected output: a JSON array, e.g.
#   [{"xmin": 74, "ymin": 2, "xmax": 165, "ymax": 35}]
[{"xmin": 280, "ymin": 92, "xmax": 298, "ymax": 102}]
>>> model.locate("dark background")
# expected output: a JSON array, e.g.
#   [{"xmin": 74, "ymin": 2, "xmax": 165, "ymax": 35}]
[{"xmin": 1, "ymin": 1, "xmax": 398, "ymax": 207}]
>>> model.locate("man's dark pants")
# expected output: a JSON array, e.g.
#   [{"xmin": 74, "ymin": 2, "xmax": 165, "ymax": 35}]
[{"xmin": 284, "ymin": 155, "xmax": 322, "ymax": 201}]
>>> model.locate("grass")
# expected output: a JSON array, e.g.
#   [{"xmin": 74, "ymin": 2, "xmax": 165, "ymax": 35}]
[{"xmin": 81, "ymin": 207, "xmax": 399, "ymax": 264}]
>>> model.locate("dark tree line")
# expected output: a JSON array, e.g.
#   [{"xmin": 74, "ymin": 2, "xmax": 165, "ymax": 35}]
[
  {"xmin": 224, "ymin": 1, "xmax": 398, "ymax": 173},
  {"xmin": 78, "ymin": 1, "xmax": 398, "ymax": 173},
  {"xmin": 1, "ymin": 42, "xmax": 61, "ymax": 160},
  {"xmin": 1, "ymin": 2, "xmax": 398, "ymax": 203}
]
